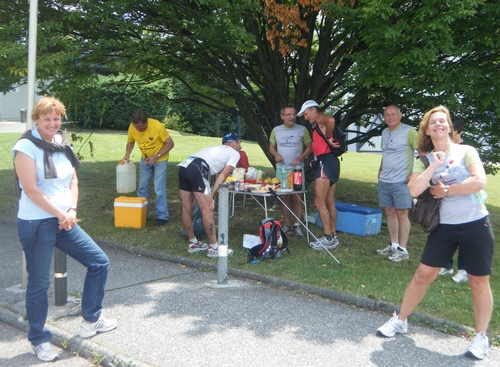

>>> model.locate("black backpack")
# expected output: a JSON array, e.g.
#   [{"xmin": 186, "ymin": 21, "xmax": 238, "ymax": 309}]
[
  {"xmin": 248, "ymin": 218, "xmax": 290, "ymax": 260},
  {"xmin": 315, "ymin": 124, "xmax": 347, "ymax": 157}
]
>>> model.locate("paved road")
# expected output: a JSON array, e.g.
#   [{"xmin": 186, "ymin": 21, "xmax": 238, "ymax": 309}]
[
  {"xmin": 0, "ymin": 120, "xmax": 26, "ymax": 134},
  {"xmin": 1, "ymin": 217, "xmax": 498, "ymax": 367}
]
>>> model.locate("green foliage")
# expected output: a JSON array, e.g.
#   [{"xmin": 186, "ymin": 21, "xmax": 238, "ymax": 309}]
[
  {"xmin": 0, "ymin": 0, "xmax": 499, "ymax": 168},
  {"xmin": 163, "ymin": 113, "xmax": 192, "ymax": 133}
]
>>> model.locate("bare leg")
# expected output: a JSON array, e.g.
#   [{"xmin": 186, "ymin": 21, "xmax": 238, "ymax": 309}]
[
  {"xmin": 398, "ymin": 264, "xmax": 440, "ymax": 321},
  {"xmin": 468, "ymin": 274, "xmax": 493, "ymax": 333},
  {"xmin": 314, "ymin": 178, "xmax": 332, "ymax": 234},
  {"xmin": 290, "ymin": 194, "xmax": 303, "ymax": 225},
  {"xmin": 194, "ymin": 192, "xmax": 217, "ymax": 245},
  {"xmin": 180, "ymin": 190, "xmax": 196, "ymax": 239},
  {"xmin": 385, "ymin": 207, "xmax": 399, "ymax": 244},
  {"xmin": 280, "ymin": 195, "xmax": 292, "ymax": 227},
  {"xmin": 395, "ymin": 208, "xmax": 411, "ymax": 249},
  {"xmin": 326, "ymin": 183, "xmax": 337, "ymax": 234}
]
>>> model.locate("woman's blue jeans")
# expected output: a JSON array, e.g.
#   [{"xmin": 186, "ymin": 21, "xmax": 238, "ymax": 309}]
[{"xmin": 18, "ymin": 218, "xmax": 109, "ymax": 345}]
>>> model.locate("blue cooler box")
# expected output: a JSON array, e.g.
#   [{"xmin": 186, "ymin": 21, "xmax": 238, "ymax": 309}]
[{"xmin": 316, "ymin": 202, "xmax": 382, "ymax": 236}]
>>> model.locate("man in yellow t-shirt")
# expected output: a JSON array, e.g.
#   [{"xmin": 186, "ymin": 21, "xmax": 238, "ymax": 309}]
[{"xmin": 123, "ymin": 110, "xmax": 174, "ymax": 226}]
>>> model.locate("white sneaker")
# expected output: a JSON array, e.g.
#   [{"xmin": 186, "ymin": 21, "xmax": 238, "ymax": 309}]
[
  {"xmin": 309, "ymin": 236, "xmax": 338, "ymax": 251},
  {"xmin": 388, "ymin": 249, "xmax": 409, "ymax": 262},
  {"xmin": 292, "ymin": 225, "xmax": 304, "ymax": 238},
  {"xmin": 452, "ymin": 269, "xmax": 468, "ymax": 283},
  {"xmin": 282, "ymin": 225, "xmax": 294, "ymax": 235},
  {"xmin": 188, "ymin": 240, "xmax": 209, "ymax": 253},
  {"xmin": 439, "ymin": 267, "xmax": 454, "ymax": 276},
  {"xmin": 30, "ymin": 341, "xmax": 59, "ymax": 362},
  {"xmin": 376, "ymin": 312, "xmax": 408, "ymax": 338},
  {"xmin": 466, "ymin": 331, "xmax": 489, "ymax": 360},
  {"xmin": 377, "ymin": 244, "xmax": 396, "ymax": 255},
  {"xmin": 79, "ymin": 315, "xmax": 118, "ymax": 338},
  {"xmin": 207, "ymin": 246, "xmax": 234, "ymax": 258}
]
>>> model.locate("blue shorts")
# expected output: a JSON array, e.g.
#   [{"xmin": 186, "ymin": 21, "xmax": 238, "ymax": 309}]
[
  {"xmin": 314, "ymin": 154, "xmax": 340, "ymax": 186},
  {"xmin": 420, "ymin": 216, "xmax": 494, "ymax": 276},
  {"xmin": 378, "ymin": 181, "xmax": 412, "ymax": 209}
]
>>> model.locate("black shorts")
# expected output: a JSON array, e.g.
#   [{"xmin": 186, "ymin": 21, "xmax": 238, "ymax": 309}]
[
  {"xmin": 420, "ymin": 216, "xmax": 494, "ymax": 276},
  {"xmin": 178, "ymin": 157, "xmax": 211, "ymax": 194},
  {"xmin": 314, "ymin": 154, "xmax": 340, "ymax": 186}
]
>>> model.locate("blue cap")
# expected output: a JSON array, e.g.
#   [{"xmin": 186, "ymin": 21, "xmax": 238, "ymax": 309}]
[{"xmin": 222, "ymin": 132, "xmax": 241, "ymax": 144}]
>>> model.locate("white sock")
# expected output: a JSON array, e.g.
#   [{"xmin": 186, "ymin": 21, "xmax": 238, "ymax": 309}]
[
  {"xmin": 391, "ymin": 242, "xmax": 399, "ymax": 249},
  {"xmin": 190, "ymin": 237, "xmax": 198, "ymax": 243},
  {"xmin": 209, "ymin": 243, "xmax": 218, "ymax": 249}
]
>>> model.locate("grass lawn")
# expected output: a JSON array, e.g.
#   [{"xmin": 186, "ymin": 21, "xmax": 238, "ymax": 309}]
[{"xmin": 1, "ymin": 126, "xmax": 499, "ymax": 339}]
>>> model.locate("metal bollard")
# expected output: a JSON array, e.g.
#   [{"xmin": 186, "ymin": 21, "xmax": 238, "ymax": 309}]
[
  {"xmin": 53, "ymin": 248, "xmax": 68, "ymax": 306},
  {"xmin": 217, "ymin": 183, "xmax": 229, "ymax": 285}
]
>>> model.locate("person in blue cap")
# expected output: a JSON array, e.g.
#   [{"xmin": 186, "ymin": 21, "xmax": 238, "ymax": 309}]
[{"xmin": 177, "ymin": 132, "xmax": 241, "ymax": 257}]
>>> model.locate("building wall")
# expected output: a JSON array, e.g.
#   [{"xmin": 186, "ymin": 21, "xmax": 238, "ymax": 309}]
[
  {"xmin": 0, "ymin": 84, "xmax": 41, "ymax": 121},
  {"xmin": 346, "ymin": 114, "xmax": 383, "ymax": 153}
]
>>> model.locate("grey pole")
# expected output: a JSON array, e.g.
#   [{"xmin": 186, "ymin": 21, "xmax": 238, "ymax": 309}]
[
  {"xmin": 217, "ymin": 183, "xmax": 229, "ymax": 285},
  {"xmin": 54, "ymin": 248, "xmax": 68, "ymax": 306}
]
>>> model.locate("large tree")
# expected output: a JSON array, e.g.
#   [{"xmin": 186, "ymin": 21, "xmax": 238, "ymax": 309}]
[{"xmin": 1, "ymin": 0, "xmax": 499, "ymax": 170}]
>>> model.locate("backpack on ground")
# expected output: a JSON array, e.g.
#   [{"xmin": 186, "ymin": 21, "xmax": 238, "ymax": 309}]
[
  {"xmin": 315, "ymin": 124, "xmax": 347, "ymax": 157},
  {"xmin": 248, "ymin": 218, "xmax": 290, "ymax": 260}
]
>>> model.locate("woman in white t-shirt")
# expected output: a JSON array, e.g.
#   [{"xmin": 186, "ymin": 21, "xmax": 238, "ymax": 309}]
[
  {"xmin": 376, "ymin": 105, "xmax": 494, "ymax": 361},
  {"xmin": 13, "ymin": 96, "xmax": 117, "ymax": 362}
]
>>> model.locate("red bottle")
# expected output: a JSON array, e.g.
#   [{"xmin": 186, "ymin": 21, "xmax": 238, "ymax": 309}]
[{"xmin": 293, "ymin": 164, "xmax": 302, "ymax": 191}]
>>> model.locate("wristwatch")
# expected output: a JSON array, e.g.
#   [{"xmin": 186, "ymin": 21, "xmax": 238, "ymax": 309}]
[
  {"xmin": 157, "ymin": 153, "xmax": 162, "ymax": 158},
  {"xmin": 443, "ymin": 186, "xmax": 449, "ymax": 196}
]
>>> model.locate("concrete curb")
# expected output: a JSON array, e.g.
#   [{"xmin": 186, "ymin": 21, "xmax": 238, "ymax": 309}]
[
  {"xmin": 0, "ymin": 307, "xmax": 154, "ymax": 367},
  {"xmin": 96, "ymin": 239, "xmax": 474, "ymax": 338}
]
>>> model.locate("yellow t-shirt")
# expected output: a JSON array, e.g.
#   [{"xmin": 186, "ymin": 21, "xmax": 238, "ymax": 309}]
[{"xmin": 127, "ymin": 118, "xmax": 170, "ymax": 161}]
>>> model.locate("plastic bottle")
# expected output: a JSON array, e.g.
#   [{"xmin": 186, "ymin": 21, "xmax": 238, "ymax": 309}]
[
  {"xmin": 281, "ymin": 163, "xmax": 288, "ymax": 190},
  {"xmin": 293, "ymin": 162, "xmax": 303, "ymax": 191},
  {"xmin": 449, "ymin": 161, "xmax": 487, "ymax": 203},
  {"xmin": 116, "ymin": 160, "xmax": 136, "ymax": 193},
  {"xmin": 472, "ymin": 189, "xmax": 488, "ymax": 204},
  {"xmin": 449, "ymin": 161, "xmax": 469, "ymax": 183},
  {"xmin": 257, "ymin": 168, "xmax": 263, "ymax": 183}
]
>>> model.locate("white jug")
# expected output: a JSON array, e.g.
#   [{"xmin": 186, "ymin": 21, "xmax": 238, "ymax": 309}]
[{"xmin": 116, "ymin": 161, "xmax": 136, "ymax": 193}]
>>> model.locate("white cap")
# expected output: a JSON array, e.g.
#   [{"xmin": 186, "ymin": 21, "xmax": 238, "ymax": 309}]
[{"xmin": 297, "ymin": 100, "xmax": 319, "ymax": 116}]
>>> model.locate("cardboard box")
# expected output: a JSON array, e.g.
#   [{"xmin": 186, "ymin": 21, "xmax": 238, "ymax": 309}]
[
  {"xmin": 316, "ymin": 202, "xmax": 382, "ymax": 236},
  {"xmin": 114, "ymin": 196, "xmax": 148, "ymax": 228}
]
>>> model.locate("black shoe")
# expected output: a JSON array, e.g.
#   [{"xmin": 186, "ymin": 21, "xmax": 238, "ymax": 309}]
[{"xmin": 154, "ymin": 219, "xmax": 169, "ymax": 226}]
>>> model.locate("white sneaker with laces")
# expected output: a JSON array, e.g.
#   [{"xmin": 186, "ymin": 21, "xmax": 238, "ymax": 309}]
[
  {"xmin": 79, "ymin": 315, "xmax": 118, "ymax": 338},
  {"xmin": 388, "ymin": 249, "xmax": 409, "ymax": 262},
  {"xmin": 282, "ymin": 225, "xmax": 294, "ymax": 235},
  {"xmin": 207, "ymin": 246, "xmax": 234, "ymax": 258},
  {"xmin": 309, "ymin": 236, "xmax": 338, "ymax": 251},
  {"xmin": 452, "ymin": 269, "xmax": 468, "ymax": 283},
  {"xmin": 293, "ymin": 225, "xmax": 304, "ymax": 238},
  {"xmin": 466, "ymin": 331, "xmax": 489, "ymax": 360},
  {"xmin": 30, "ymin": 341, "xmax": 59, "ymax": 362},
  {"xmin": 439, "ymin": 267, "xmax": 454, "ymax": 276},
  {"xmin": 188, "ymin": 240, "xmax": 209, "ymax": 253},
  {"xmin": 377, "ymin": 244, "xmax": 396, "ymax": 255},
  {"xmin": 376, "ymin": 312, "xmax": 408, "ymax": 338}
]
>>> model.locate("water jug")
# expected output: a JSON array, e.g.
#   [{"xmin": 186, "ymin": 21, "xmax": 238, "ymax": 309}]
[{"xmin": 116, "ymin": 161, "xmax": 136, "ymax": 193}]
